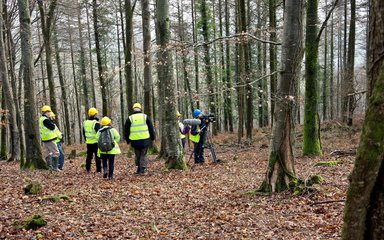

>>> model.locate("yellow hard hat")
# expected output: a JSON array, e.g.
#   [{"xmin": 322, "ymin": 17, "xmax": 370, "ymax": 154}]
[
  {"xmin": 88, "ymin": 107, "xmax": 98, "ymax": 116},
  {"xmin": 177, "ymin": 111, "xmax": 181, "ymax": 117},
  {"xmin": 51, "ymin": 112, "xmax": 56, "ymax": 117},
  {"xmin": 101, "ymin": 116, "xmax": 111, "ymax": 126},
  {"xmin": 132, "ymin": 103, "xmax": 142, "ymax": 110},
  {"xmin": 41, "ymin": 105, "xmax": 52, "ymax": 112}
]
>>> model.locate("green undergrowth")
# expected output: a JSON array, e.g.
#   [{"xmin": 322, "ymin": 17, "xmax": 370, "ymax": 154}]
[
  {"xmin": 42, "ymin": 194, "xmax": 71, "ymax": 202},
  {"xmin": 24, "ymin": 181, "xmax": 43, "ymax": 195},
  {"xmin": 14, "ymin": 214, "xmax": 47, "ymax": 230},
  {"xmin": 315, "ymin": 160, "xmax": 339, "ymax": 166}
]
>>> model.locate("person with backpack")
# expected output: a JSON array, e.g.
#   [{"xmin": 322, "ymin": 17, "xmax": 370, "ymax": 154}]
[
  {"xmin": 83, "ymin": 108, "xmax": 101, "ymax": 173},
  {"xmin": 50, "ymin": 112, "xmax": 65, "ymax": 170},
  {"xmin": 96, "ymin": 116, "xmax": 121, "ymax": 180},
  {"xmin": 124, "ymin": 103, "xmax": 155, "ymax": 175},
  {"xmin": 39, "ymin": 105, "xmax": 60, "ymax": 171},
  {"xmin": 190, "ymin": 109, "xmax": 208, "ymax": 164}
]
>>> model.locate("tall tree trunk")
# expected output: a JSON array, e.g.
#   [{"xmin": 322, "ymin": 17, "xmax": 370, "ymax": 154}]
[
  {"xmin": 156, "ymin": 0, "xmax": 186, "ymax": 170},
  {"xmin": 259, "ymin": 0, "xmax": 303, "ymax": 193},
  {"xmin": 177, "ymin": 0, "xmax": 194, "ymax": 115},
  {"xmin": 191, "ymin": 0, "xmax": 199, "ymax": 109},
  {"xmin": 124, "ymin": 0, "xmax": 134, "ymax": 115},
  {"xmin": 303, "ymin": 0, "xmax": 322, "ymax": 156},
  {"xmin": 0, "ymin": 1, "xmax": 20, "ymax": 161},
  {"xmin": 4, "ymin": 3, "xmax": 25, "ymax": 159},
  {"xmin": 141, "ymin": 0, "xmax": 153, "ymax": 119},
  {"xmin": 78, "ymin": 1, "xmax": 90, "ymax": 115},
  {"xmin": 269, "ymin": 0, "xmax": 277, "ymax": 126},
  {"xmin": 53, "ymin": 26, "xmax": 72, "ymax": 145},
  {"xmin": 85, "ymin": 0, "xmax": 97, "ymax": 107},
  {"xmin": 342, "ymin": 2, "xmax": 384, "ymax": 237},
  {"xmin": 116, "ymin": 3, "xmax": 125, "ymax": 135},
  {"xmin": 37, "ymin": 0, "xmax": 58, "ymax": 115},
  {"xmin": 0, "ymin": 91, "xmax": 6, "ymax": 159},
  {"xmin": 18, "ymin": 0, "xmax": 45, "ymax": 169},
  {"xmin": 330, "ymin": 12, "xmax": 335, "ymax": 119},
  {"xmin": 93, "ymin": 0, "xmax": 108, "ymax": 116},
  {"xmin": 199, "ymin": 0, "xmax": 217, "ymax": 135},
  {"xmin": 342, "ymin": 0, "xmax": 355, "ymax": 126},
  {"xmin": 323, "ymin": 0, "xmax": 328, "ymax": 121},
  {"xmin": 68, "ymin": 16, "xmax": 83, "ymax": 144},
  {"xmin": 224, "ymin": 0, "xmax": 233, "ymax": 132}
]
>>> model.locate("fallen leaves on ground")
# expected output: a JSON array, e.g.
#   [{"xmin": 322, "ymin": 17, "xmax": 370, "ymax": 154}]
[{"xmin": 0, "ymin": 120, "xmax": 361, "ymax": 239}]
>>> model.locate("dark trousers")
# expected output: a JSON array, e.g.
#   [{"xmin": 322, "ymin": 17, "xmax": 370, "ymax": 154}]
[
  {"xmin": 57, "ymin": 142, "xmax": 65, "ymax": 170},
  {"xmin": 134, "ymin": 148, "xmax": 148, "ymax": 168},
  {"xmin": 101, "ymin": 154, "xmax": 115, "ymax": 179},
  {"xmin": 194, "ymin": 134, "xmax": 206, "ymax": 163},
  {"xmin": 86, "ymin": 143, "xmax": 101, "ymax": 172}
]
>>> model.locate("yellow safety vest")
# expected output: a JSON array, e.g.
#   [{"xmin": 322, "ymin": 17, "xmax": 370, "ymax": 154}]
[
  {"xmin": 96, "ymin": 127, "xmax": 121, "ymax": 155},
  {"xmin": 54, "ymin": 126, "xmax": 63, "ymax": 143},
  {"xmin": 189, "ymin": 126, "xmax": 200, "ymax": 143},
  {"xmin": 84, "ymin": 119, "xmax": 98, "ymax": 144},
  {"xmin": 39, "ymin": 116, "xmax": 57, "ymax": 141},
  {"xmin": 179, "ymin": 122, "xmax": 186, "ymax": 139},
  {"xmin": 129, "ymin": 113, "xmax": 150, "ymax": 140}
]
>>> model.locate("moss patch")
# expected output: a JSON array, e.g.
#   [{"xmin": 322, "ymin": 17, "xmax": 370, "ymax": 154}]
[
  {"xmin": 24, "ymin": 181, "xmax": 43, "ymax": 195},
  {"xmin": 42, "ymin": 194, "xmax": 71, "ymax": 202},
  {"xmin": 23, "ymin": 214, "xmax": 47, "ymax": 230},
  {"xmin": 315, "ymin": 161, "xmax": 339, "ymax": 167}
]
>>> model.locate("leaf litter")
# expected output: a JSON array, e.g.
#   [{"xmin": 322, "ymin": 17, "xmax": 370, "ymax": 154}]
[{"xmin": 0, "ymin": 120, "xmax": 362, "ymax": 239}]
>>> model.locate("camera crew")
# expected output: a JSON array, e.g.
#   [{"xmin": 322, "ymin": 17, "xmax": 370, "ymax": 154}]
[{"xmin": 189, "ymin": 109, "xmax": 208, "ymax": 164}]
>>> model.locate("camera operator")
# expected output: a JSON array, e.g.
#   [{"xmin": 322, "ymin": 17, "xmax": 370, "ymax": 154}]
[{"xmin": 189, "ymin": 109, "xmax": 208, "ymax": 164}]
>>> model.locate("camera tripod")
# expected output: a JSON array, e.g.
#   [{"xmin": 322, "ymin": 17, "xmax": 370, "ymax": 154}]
[{"xmin": 186, "ymin": 125, "xmax": 218, "ymax": 165}]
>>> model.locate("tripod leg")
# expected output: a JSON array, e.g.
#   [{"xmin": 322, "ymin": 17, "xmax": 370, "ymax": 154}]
[{"xmin": 208, "ymin": 143, "xmax": 217, "ymax": 163}]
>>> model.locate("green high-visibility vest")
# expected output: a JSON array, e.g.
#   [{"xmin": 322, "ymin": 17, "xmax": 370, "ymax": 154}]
[
  {"xmin": 39, "ymin": 116, "xmax": 57, "ymax": 141},
  {"xmin": 84, "ymin": 119, "xmax": 98, "ymax": 144},
  {"xmin": 189, "ymin": 126, "xmax": 200, "ymax": 143},
  {"xmin": 129, "ymin": 113, "xmax": 150, "ymax": 140},
  {"xmin": 179, "ymin": 122, "xmax": 186, "ymax": 139}
]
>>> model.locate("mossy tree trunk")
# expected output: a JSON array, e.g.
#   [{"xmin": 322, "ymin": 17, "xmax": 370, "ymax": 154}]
[
  {"xmin": 342, "ymin": 1, "xmax": 384, "ymax": 238},
  {"xmin": 259, "ymin": 0, "xmax": 303, "ymax": 193},
  {"xmin": 156, "ymin": 0, "xmax": 186, "ymax": 170},
  {"xmin": 302, "ymin": 0, "xmax": 322, "ymax": 156},
  {"xmin": 18, "ymin": 0, "xmax": 46, "ymax": 169},
  {"xmin": 224, "ymin": 0, "xmax": 234, "ymax": 132}
]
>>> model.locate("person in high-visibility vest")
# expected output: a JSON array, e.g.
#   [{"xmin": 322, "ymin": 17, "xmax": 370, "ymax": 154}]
[
  {"xmin": 96, "ymin": 116, "xmax": 121, "ymax": 180},
  {"xmin": 39, "ymin": 105, "xmax": 60, "ymax": 171},
  {"xmin": 177, "ymin": 111, "xmax": 190, "ymax": 149},
  {"xmin": 124, "ymin": 103, "xmax": 155, "ymax": 175},
  {"xmin": 189, "ymin": 109, "xmax": 208, "ymax": 164},
  {"xmin": 50, "ymin": 112, "xmax": 65, "ymax": 170},
  {"xmin": 83, "ymin": 107, "xmax": 101, "ymax": 173}
]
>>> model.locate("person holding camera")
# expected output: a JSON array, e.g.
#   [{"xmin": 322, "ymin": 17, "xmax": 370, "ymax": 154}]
[{"xmin": 190, "ymin": 109, "xmax": 208, "ymax": 164}]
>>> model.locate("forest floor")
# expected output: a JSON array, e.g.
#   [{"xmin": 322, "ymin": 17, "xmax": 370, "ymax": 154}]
[{"xmin": 0, "ymin": 119, "xmax": 363, "ymax": 239}]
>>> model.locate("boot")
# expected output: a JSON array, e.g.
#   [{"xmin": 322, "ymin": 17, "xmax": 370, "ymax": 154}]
[
  {"xmin": 51, "ymin": 157, "xmax": 60, "ymax": 171},
  {"xmin": 139, "ymin": 167, "xmax": 146, "ymax": 175},
  {"xmin": 134, "ymin": 166, "xmax": 140, "ymax": 175},
  {"xmin": 45, "ymin": 156, "xmax": 53, "ymax": 169}
]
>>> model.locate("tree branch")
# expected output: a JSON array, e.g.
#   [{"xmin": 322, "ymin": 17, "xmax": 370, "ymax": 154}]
[{"xmin": 316, "ymin": 0, "xmax": 340, "ymax": 42}]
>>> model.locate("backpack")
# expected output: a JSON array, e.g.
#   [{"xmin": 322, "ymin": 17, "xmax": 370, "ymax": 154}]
[{"xmin": 98, "ymin": 127, "xmax": 115, "ymax": 152}]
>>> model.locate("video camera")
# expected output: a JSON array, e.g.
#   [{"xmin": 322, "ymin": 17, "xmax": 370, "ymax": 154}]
[
  {"xmin": 183, "ymin": 113, "xmax": 216, "ymax": 126},
  {"xmin": 202, "ymin": 113, "xmax": 216, "ymax": 124}
]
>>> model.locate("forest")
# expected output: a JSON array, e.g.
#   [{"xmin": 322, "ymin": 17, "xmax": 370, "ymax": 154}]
[{"xmin": 0, "ymin": 0, "xmax": 383, "ymax": 239}]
